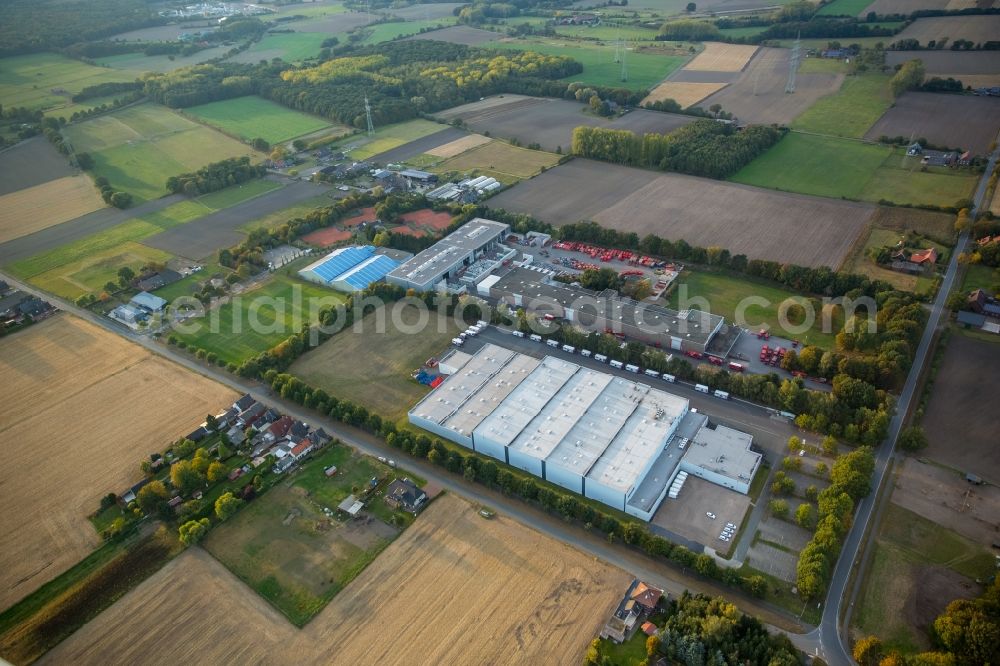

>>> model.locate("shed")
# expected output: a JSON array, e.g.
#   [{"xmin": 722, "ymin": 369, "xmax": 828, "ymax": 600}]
[
  {"xmin": 338, "ymin": 494, "xmax": 364, "ymax": 517},
  {"xmin": 130, "ymin": 291, "xmax": 167, "ymax": 312}
]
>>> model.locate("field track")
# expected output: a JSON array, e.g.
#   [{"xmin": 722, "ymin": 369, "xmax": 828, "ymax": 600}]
[
  {"xmin": 0, "ymin": 314, "xmax": 236, "ymax": 612},
  {"xmin": 42, "ymin": 495, "xmax": 629, "ymax": 665}
]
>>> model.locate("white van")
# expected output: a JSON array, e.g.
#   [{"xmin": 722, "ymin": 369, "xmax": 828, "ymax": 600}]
[
  {"xmin": 695, "ymin": 384, "xmax": 710, "ymax": 394},
  {"xmin": 580, "ymin": 349, "xmax": 592, "ymax": 358},
  {"xmin": 593, "ymin": 353, "xmax": 608, "ymax": 363},
  {"xmin": 512, "ymin": 330, "xmax": 525, "ymax": 338},
  {"xmin": 452, "ymin": 338, "xmax": 464, "ymax": 347},
  {"xmin": 529, "ymin": 334, "xmax": 542, "ymax": 342},
  {"xmin": 609, "ymin": 359, "xmax": 624, "ymax": 369},
  {"xmin": 465, "ymin": 327, "xmax": 478, "ymax": 336},
  {"xmin": 644, "ymin": 369, "xmax": 660, "ymax": 378},
  {"xmin": 546, "ymin": 339, "xmax": 559, "ymax": 348},
  {"xmin": 561, "ymin": 344, "xmax": 575, "ymax": 354},
  {"xmin": 477, "ymin": 320, "xmax": 488, "ymax": 328},
  {"xmin": 625, "ymin": 364, "xmax": 640, "ymax": 374},
  {"xmin": 714, "ymin": 390, "xmax": 730, "ymax": 400},
  {"xmin": 662, "ymin": 373, "xmax": 676, "ymax": 383}
]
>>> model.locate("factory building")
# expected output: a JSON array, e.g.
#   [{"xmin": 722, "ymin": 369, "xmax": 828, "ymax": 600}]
[
  {"xmin": 298, "ymin": 245, "xmax": 402, "ymax": 292},
  {"xmin": 386, "ymin": 218, "xmax": 512, "ymax": 292},
  {"xmin": 485, "ymin": 267, "xmax": 725, "ymax": 354},
  {"xmin": 409, "ymin": 343, "xmax": 760, "ymax": 521}
]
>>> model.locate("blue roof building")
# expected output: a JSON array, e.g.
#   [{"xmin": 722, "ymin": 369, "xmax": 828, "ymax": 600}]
[{"xmin": 298, "ymin": 245, "xmax": 400, "ymax": 292}]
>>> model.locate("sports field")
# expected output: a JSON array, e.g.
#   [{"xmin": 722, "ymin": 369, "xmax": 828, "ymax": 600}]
[
  {"xmin": 731, "ymin": 133, "xmax": 978, "ymax": 208},
  {"xmin": 43, "ymin": 494, "xmax": 629, "ymax": 665},
  {"xmin": 171, "ymin": 273, "xmax": 345, "ymax": 365},
  {"xmin": 184, "ymin": 96, "xmax": 336, "ymax": 144},
  {"xmin": 431, "ymin": 140, "xmax": 561, "ymax": 184},
  {"xmin": 289, "ymin": 304, "xmax": 461, "ymax": 421},
  {"xmin": 0, "ymin": 314, "xmax": 235, "ymax": 612},
  {"xmin": 665, "ymin": 270, "xmax": 841, "ymax": 348},
  {"xmin": 791, "ymin": 74, "xmax": 892, "ymax": 138},
  {"xmin": 63, "ymin": 103, "xmax": 256, "ymax": 202},
  {"xmin": 0, "ymin": 53, "xmax": 136, "ymax": 113},
  {"xmin": 489, "ymin": 38, "xmax": 686, "ymax": 90},
  {"xmin": 0, "ymin": 176, "xmax": 104, "ymax": 244}
]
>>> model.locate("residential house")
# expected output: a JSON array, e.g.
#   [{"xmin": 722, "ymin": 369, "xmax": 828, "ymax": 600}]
[
  {"xmin": 17, "ymin": 296, "xmax": 54, "ymax": 321},
  {"xmin": 264, "ymin": 415, "xmax": 294, "ymax": 443},
  {"xmin": 225, "ymin": 424, "xmax": 246, "ymax": 446},
  {"xmin": 237, "ymin": 402, "xmax": 266, "ymax": 427},
  {"xmin": 186, "ymin": 426, "xmax": 210, "ymax": 442},
  {"xmin": 290, "ymin": 420, "xmax": 310, "ymax": 440},
  {"xmin": 0, "ymin": 279, "xmax": 9, "ymax": 295},
  {"xmin": 215, "ymin": 407, "xmax": 239, "ymax": 430},
  {"xmin": 119, "ymin": 478, "xmax": 151, "ymax": 505},
  {"xmin": 629, "ymin": 581, "xmax": 663, "ymax": 613},
  {"xmin": 909, "ymin": 247, "xmax": 938, "ymax": 265},
  {"xmin": 136, "ymin": 269, "xmax": 182, "ymax": 292},
  {"xmin": 308, "ymin": 428, "xmax": 331, "ymax": 447},
  {"xmin": 233, "ymin": 394, "xmax": 255, "ymax": 412},
  {"xmin": 273, "ymin": 455, "xmax": 296, "ymax": 474},
  {"xmin": 0, "ymin": 292, "xmax": 27, "ymax": 323},
  {"xmin": 600, "ymin": 580, "xmax": 662, "ymax": 644},
  {"xmin": 968, "ymin": 289, "xmax": 1000, "ymax": 317},
  {"xmin": 290, "ymin": 439, "xmax": 314, "ymax": 460},
  {"xmin": 384, "ymin": 478, "xmax": 427, "ymax": 513}
]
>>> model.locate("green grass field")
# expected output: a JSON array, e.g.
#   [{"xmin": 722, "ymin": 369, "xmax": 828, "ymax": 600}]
[
  {"xmin": 816, "ymin": 0, "xmax": 874, "ymax": 15},
  {"xmin": 961, "ymin": 264, "xmax": 1000, "ymax": 295},
  {"xmin": 202, "ymin": 442, "xmax": 416, "ymax": 626},
  {"xmin": 731, "ymin": 133, "xmax": 977, "ymax": 208},
  {"xmin": 290, "ymin": 304, "xmax": 461, "ymax": 422},
  {"xmin": 6, "ymin": 179, "xmax": 280, "ymax": 298},
  {"xmin": 63, "ymin": 103, "xmax": 256, "ymax": 202},
  {"xmin": 184, "ymin": 95, "xmax": 335, "ymax": 144},
  {"xmin": 359, "ymin": 18, "xmax": 458, "ymax": 44},
  {"xmin": 94, "ymin": 45, "xmax": 233, "ymax": 75},
  {"xmin": 0, "ymin": 53, "xmax": 136, "ymax": 112},
  {"xmin": 489, "ymin": 37, "xmax": 686, "ymax": 91},
  {"xmin": 718, "ymin": 26, "xmax": 767, "ymax": 40},
  {"xmin": 335, "ymin": 118, "xmax": 444, "ymax": 160},
  {"xmin": 553, "ymin": 23, "xmax": 662, "ymax": 42},
  {"xmin": 791, "ymin": 74, "xmax": 891, "ymax": 138},
  {"xmin": 665, "ymin": 269, "xmax": 842, "ymax": 348},
  {"xmin": 853, "ymin": 502, "xmax": 997, "ymax": 654},
  {"xmin": 244, "ymin": 32, "xmax": 330, "ymax": 62},
  {"xmin": 172, "ymin": 273, "xmax": 345, "ymax": 364}
]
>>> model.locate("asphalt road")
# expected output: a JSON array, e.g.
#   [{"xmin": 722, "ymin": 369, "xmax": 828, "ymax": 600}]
[
  {"xmin": 816, "ymin": 142, "xmax": 1000, "ymax": 666},
  {"xmin": 1, "ymin": 270, "xmax": 823, "ymax": 653}
]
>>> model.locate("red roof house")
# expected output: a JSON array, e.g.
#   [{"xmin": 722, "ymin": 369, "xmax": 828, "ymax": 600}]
[{"xmin": 909, "ymin": 248, "xmax": 938, "ymax": 265}]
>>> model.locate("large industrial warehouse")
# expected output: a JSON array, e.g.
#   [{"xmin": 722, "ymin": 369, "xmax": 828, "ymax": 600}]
[
  {"xmin": 484, "ymin": 267, "xmax": 726, "ymax": 354},
  {"xmin": 386, "ymin": 218, "xmax": 512, "ymax": 292},
  {"xmin": 409, "ymin": 343, "xmax": 761, "ymax": 521},
  {"xmin": 298, "ymin": 245, "xmax": 402, "ymax": 292}
]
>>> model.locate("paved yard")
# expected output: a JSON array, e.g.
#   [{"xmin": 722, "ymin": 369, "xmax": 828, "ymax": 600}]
[
  {"xmin": 651, "ymin": 476, "xmax": 751, "ymax": 552},
  {"xmin": 746, "ymin": 542, "xmax": 799, "ymax": 582}
]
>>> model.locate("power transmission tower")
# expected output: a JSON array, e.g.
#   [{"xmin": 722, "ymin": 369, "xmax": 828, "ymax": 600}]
[
  {"xmin": 620, "ymin": 41, "xmax": 628, "ymax": 82},
  {"xmin": 613, "ymin": 36, "xmax": 622, "ymax": 64},
  {"xmin": 364, "ymin": 96, "xmax": 374, "ymax": 136},
  {"xmin": 785, "ymin": 32, "xmax": 800, "ymax": 94}
]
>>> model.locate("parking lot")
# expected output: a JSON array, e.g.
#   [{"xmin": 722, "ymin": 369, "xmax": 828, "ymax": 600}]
[
  {"xmin": 725, "ymin": 330, "xmax": 831, "ymax": 392},
  {"xmin": 650, "ymin": 476, "xmax": 751, "ymax": 553}
]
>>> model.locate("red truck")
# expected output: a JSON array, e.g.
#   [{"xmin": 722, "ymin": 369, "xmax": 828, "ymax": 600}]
[
  {"xmin": 708, "ymin": 356, "xmax": 724, "ymax": 366},
  {"xmin": 685, "ymin": 350, "xmax": 704, "ymax": 360},
  {"xmin": 728, "ymin": 361, "xmax": 745, "ymax": 372}
]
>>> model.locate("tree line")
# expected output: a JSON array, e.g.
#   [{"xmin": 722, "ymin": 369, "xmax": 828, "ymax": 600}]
[
  {"xmin": 165, "ymin": 157, "xmax": 266, "ymax": 196},
  {"xmin": 571, "ymin": 121, "xmax": 785, "ymax": 179}
]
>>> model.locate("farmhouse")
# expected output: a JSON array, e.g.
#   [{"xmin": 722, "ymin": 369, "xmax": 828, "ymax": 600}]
[
  {"xmin": 298, "ymin": 245, "xmax": 402, "ymax": 292},
  {"xmin": 600, "ymin": 580, "xmax": 661, "ymax": 644},
  {"xmin": 485, "ymin": 267, "xmax": 725, "ymax": 354},
  {"xmin": 968, "ymin": 289, "xmax": 1000, "ymax": 317},
  {"xmin": 385, "ymin": 478, "xmax": 427, "ymax": 513},
  {"xmin": 409, "ymin": 343, "xmax": 758, "ymax": 520},
  {"xmin": 137, "ymin": 269, "xmax": 182, "ymax": 292},
  {"xmin": 386, "ymin": 218, "xmax": 513, "ymax": 292}
]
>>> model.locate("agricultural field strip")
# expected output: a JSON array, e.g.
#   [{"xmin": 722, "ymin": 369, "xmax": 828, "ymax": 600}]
[
  {"xmin": 0, "ymin": 314, "xmax": 236, "ymax": 612},
  {"xmin": 0, "ymin": 176, "xmax": 105, "ymax": 245},
  {"xmin": 42, "ymin": 495, "xmax": 630, "ymax": 665}
]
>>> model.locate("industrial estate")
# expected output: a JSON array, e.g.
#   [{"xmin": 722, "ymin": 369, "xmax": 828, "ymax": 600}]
[{"xmin": 1, "ymin": 0, "xmax": 999, "ymax": 665}]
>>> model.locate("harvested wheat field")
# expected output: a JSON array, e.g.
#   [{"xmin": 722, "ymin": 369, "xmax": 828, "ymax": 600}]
[
  {"xmin": 0, "ymin": 315, "xmax": 236, "ymax": 612},
  {"xmin": 0, "ymin": 176, "xmax": 104, "ymax": 244},
  {"xmin": 44, "ymin": 495, "xmax": 629, "ymax": 666},
  {"xmin": 683, "ymin": 43, "xmax": 758, "ymax": 72},
  {"xmin": 426, "ymin": 133, "xmax": 492, "ymax": 158},
  {"xmin": 643, "ymin": 81, "xmax": 727, "ymax": 108}
]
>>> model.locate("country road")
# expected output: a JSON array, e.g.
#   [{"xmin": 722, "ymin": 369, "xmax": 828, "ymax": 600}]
[
  {"xmin": 816, "ymin": 141, "xmax": 1000, "ymax": 666},
  {"xmin": 0, "ymin": 270, "xmax": 823, "ymax": 654}
]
